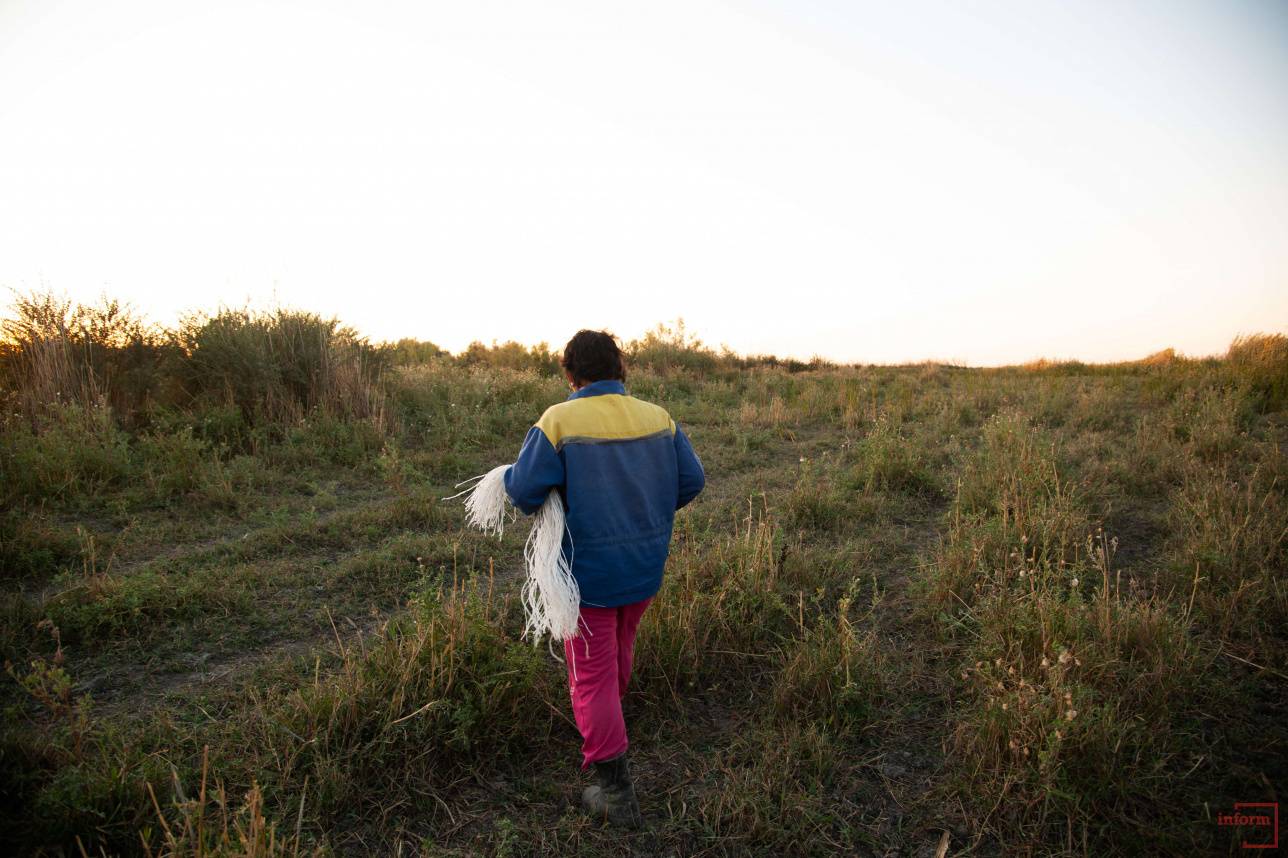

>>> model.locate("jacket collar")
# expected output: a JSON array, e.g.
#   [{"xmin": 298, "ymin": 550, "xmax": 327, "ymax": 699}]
[{"xmin": 568, "ymin": 379, "xmax": 626, "ymax": 400}]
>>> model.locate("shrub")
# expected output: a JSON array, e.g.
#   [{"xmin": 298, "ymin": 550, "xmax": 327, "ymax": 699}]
[
  {"xmin": 687, "ymin": 723, "xmax": 853, "ymax": 851},
  {"xmin": 457, "ymin": 340, "xmax": 559, "ymax": 376},
  {"xmin": 387, "ymin": 337, "xmax": 447, "ymax": 366},
  {"xmin": 1167, "ymin": 387, "xmax": 1250, "ymax": 463},
  {"xmin": 0, "ymin": 404, "xmax": 133, "ymax": 506},
  {"xmin": 927, "ymin": 412, "xmax": 1090, "ymax": 614},
  {"xmin": 174, "ymin": 308, "xmax": 388, "ymax": 426},
  {"xmin": 388, "ymin": 363, "xmax": 564, "ymax": 463},
  {"xmin": 948, "ymin": 584, "xmax": 1212, "ymax": 851},
  {"xmin": 1165, "ymin": 459, "xmax": 1288, "ymax": 649},
  {"xmin": 1, "ymin": 625, "xmax": 171, "ymax": 855},
  {"xmin": 636, "ymin": 514, "xmax": 795, "ymax": 698},
  {"xmin": 269, "ymin": 414, "xmax": 386, "ymax": 469},
  {"xmin": 0, "ymin": 292, "xmax": 172, "ymax": 427},
  {"xmin": 237, "ymin": 582, "xmax": 553, "ymax": 817},
  {"xmin": 784, "ymin": 458, "xmax": 848, "ymax": 532},
  {"xmin": 135, "ymin": 427, "xmax": 220, "ymax": 500},
  {"xmin": 770, "ymin": 596, "xmax": 886, "ymax": 735},
  {"xmin": 0, "ymin": 513, "xmax": 80, "ymax": 582},
  {"xmin": 843, "ymin": 417, "xmax": 940, "ymax": 498},
  {"xmin": 625, "ymin": 319, "xmax": 720, "ymax": 375},
  {"xmin": 1226, "ymin": 333, "xmax": 1288, "ymax": 412}
]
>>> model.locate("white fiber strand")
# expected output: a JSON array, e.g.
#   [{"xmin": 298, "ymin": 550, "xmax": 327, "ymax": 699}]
[
  {"xmin": 457, "ymin": 465, "xmax": 511, "ymax": 537},
  {"xmin": 450, "ymin": 465, "xmax": 581, "ymax": 643},
  {"xmin": 521, "ymin": 492, "xmax": 581, "ymax": 642}
]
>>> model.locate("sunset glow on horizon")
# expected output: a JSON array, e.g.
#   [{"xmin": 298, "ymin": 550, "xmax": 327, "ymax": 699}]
[{"xmin": 1, "ymin": 0, "xmax": 1285, "ymax": 366}]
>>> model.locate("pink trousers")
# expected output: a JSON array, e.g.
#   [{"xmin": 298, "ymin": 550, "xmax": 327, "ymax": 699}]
[{"xmin": 564, "ymin": 597, "xmax": 653, "ymax": 769}]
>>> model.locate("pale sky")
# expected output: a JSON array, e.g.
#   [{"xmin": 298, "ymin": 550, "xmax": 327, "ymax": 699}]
[{"xmin": 1, "ymin": 0, "xmax": 1285, "ymax": 365}]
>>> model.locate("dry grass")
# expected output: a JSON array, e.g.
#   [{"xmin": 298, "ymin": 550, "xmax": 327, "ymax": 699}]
[{"xmin": 2, "ymin": 296, "xmax": 1284, "ymax": 855}]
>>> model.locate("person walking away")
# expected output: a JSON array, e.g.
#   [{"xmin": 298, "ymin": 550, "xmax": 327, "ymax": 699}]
[{"xmin": 503, "ymin": 330, "xmax": 705, "ymax": 827}]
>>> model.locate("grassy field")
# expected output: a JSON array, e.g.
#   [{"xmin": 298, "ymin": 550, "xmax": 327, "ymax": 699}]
[{"xmin": 2, "ymin": 297, "xmax": 1285, "ymax": 856}]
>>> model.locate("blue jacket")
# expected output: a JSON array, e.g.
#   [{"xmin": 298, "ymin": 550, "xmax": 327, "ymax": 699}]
[{"xmin": 503, "ymin": 380, "xmax": 705, "ymax": 607}]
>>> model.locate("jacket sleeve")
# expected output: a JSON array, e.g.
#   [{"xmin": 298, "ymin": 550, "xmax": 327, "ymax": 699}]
[
  {"xmin": 674, "ymin": 424, "xmax": 705, "ymax": 510},
  {"xmin": 504, "ymin": 426, "xmax": 565, "ymax": 515}
]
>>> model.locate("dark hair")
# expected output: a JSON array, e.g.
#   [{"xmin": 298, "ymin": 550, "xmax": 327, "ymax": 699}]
[{"xmin": 561, "ymin": 330, "xmax": 625, "ymax": 385}]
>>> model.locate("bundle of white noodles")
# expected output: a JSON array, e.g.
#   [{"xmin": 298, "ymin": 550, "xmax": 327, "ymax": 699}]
[{"xmin": 451, "ymin": 465, "xmax": 580, "ymax": 643}]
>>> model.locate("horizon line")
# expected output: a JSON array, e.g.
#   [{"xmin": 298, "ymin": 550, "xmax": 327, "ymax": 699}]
[{"xmin": 1, "ymin": 288, "xmax": 1279, "ymax": 371}]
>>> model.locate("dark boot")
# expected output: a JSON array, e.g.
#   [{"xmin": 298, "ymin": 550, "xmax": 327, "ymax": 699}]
[{"xmin": 581, "ymin": 754, "xmax": 642, "ymax": 828}]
